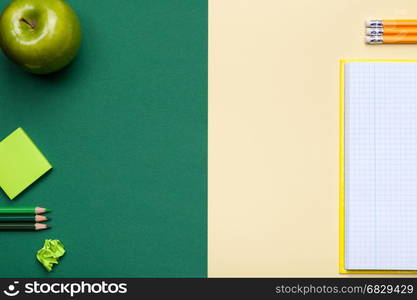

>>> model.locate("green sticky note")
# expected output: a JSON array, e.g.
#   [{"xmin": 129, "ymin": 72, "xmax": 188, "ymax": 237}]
[
  {"xmin": 37, "ymin": 239, "xmax": 65, "ymax": 272},
  {"xmin": 0, "ymin": 128, "xmax": 52, "ymax": 199}
]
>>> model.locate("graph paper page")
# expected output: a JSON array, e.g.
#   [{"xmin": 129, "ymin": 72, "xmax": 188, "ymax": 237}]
[{"xmin": 345, "ymin": 62, "xmax": 417, "ymax": 270}]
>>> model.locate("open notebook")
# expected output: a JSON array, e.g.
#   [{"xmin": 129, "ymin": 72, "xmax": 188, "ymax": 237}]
[{"xmin": 340, "ymin": 60, "xmax": 417, "ymax": 274}]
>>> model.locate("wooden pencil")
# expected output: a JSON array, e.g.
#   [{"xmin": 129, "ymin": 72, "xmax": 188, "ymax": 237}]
[
  {"xmin": 366, "ymin": 35, "xmax": 417, "ymax": 44},
  {"xmin": 0, "ymin": 215, "xmax": 48, "ymax": 222},
  {"xmin": 0, "ymin": 207, "xmax": 50, "ymax": 215},
  {"xmin": 366, "ymin": 27, "xmax": 417, "ymax": 36},
  {"xmin": 367, "ymin": 19, "xmax": 417, "ymax": 28},
  {"xmin": 0, "ymin": 223, "xmax": 50, "ymax": 231}
]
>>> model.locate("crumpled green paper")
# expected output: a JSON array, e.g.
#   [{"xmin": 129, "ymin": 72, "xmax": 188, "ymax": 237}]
[{"xmin": 36, "ymin": 239, "xmax": 65, "ymax": 272}]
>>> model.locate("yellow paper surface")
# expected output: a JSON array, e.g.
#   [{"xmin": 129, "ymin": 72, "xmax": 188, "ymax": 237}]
[
  {"xmin": 0, "ymin": 128, "xmax": 52, "ymax": 199},
  {"xmin": 340, "ymin": 59, "xmax": 417, "ymax": 274}
]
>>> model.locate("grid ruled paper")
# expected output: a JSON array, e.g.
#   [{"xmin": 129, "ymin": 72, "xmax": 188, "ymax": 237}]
[{"xmin": 345, "ymin": 62, "xmax": 417, "ymax": 270}]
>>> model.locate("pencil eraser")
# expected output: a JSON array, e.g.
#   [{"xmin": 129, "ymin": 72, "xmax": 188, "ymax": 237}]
[
  {"xmin": 366, "ymin": 28, "xmax": 383, "ymax": 35},
  {"xmin": 365, "ymin": 35, "xmax": 383, "ymax": 44},
  {"xmin": 366, "ymin": 19, "xmax": 383, "ymax": 28},
  {"xmin": 365, "ymin": 36, "xmax": 373, "ymax": 44}
]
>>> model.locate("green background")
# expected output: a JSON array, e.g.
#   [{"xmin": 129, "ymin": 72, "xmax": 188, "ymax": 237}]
[{"xmin": 0, "ymin": 0, "xmax": 207, "ymax": 277}]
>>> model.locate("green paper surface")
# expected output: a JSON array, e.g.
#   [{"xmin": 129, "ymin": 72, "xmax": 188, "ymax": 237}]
[
  {"xmin": 0, "ymin": 0, "xmax": 207, "ymax": 277},
  {"xmin": 0, "ymin": 127, "xmax": 52, "ymax": 199},
  {"xmin": 37, "ymin": 239, "xmax": 65, "ymax": 272}
]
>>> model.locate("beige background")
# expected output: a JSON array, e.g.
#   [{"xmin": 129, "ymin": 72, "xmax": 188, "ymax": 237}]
[{"xmin": 209, "ymin": 0, "xmax": 417, "ymax": 277}]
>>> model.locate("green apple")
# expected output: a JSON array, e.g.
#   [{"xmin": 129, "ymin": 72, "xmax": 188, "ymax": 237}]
[{"xmin": 0, "ymin": 0, "xmax": 81, "ymax": 74}]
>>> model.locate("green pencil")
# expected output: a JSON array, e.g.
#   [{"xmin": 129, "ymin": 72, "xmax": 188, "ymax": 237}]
[
  {"xmin": 0, "ymin": 223, "xmax": 50, "ymax": 231},
  {"xmin": 0, "ymin": 215, "xmax": 49, "ymax": 222},
  {"xmin": 0, "ymin": 207, "xmax": 50, "ymax": 215}
]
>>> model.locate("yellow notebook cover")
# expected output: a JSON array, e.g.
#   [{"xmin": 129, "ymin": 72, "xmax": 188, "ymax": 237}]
[{"xmin": 340, "ymin": 59, "xmax": 417, "ymax": 274}]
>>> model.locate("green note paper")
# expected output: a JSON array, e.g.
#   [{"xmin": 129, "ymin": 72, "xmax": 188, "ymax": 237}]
[
  {"xmin": 37, "ymin": 239, "xmax": 65, "ymax": 272},
  {"xmin": 0, "ymin": 128, "xmax": 52, "ymax": 199}
]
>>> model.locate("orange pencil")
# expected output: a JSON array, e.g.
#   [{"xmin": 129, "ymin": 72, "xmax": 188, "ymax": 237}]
[
  {"xmin": 367, "ymin": 19, "xmax": 417, "ymax": 28},
  {"xmin": 366, "ymin": 34, "xmax": 417, "ymax": 44},
  {"xmin": 366, "ymin": 27, "xmax": 417, "ymax": 36},
  {"xmin": 365, "ymin": 20, "xmax": 417, "ymax": 28}
]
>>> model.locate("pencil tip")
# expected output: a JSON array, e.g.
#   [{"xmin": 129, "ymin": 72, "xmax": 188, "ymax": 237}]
[
  {"xmin": 35, "ymin": 223, "xmax": 50, "ymax": 230},
  {"xmin": 36, "ymin": 215, "xmax": 49, "ymax": 222},
  {"xmin": 36, "ymin": 207, "xmax": 50, "ymax": 214}
]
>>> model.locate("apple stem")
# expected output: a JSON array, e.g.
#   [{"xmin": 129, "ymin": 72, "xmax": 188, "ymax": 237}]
[{"xmin": 19, "ymin": 18, "xmax": 36, "ymax": 29}]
